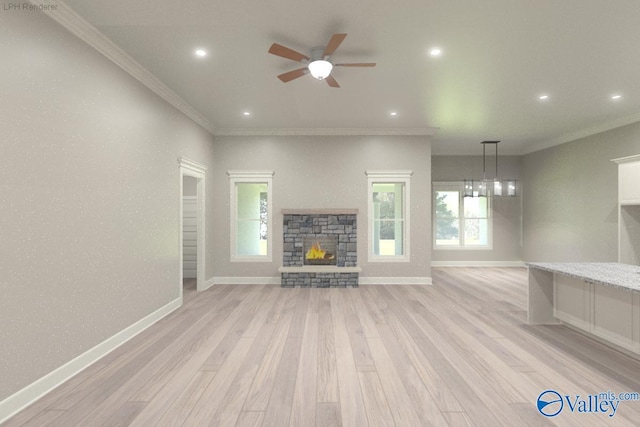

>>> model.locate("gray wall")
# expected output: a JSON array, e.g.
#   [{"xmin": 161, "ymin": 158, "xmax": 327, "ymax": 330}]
[
  {"xmin": 431, "ymin": 156, "xmax": 523, "ymax": 263},
  {"xmin": 523, "ymin": 122, "xmax": 640, "ymax": 261},
  {"xmin": 211, "ymin": 135, "xmax": 432, "ymax": 279},
  {"xmin": 0, "ymin": 11, "xmax": 214, "ymax": 401}
]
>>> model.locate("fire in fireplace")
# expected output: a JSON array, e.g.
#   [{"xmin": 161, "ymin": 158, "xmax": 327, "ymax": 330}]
[{"xmin": 303, "ymin": 236, "xmax": 337, "ymax": 266}]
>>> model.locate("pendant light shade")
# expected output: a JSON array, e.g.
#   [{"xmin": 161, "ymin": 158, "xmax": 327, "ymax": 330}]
[
  {"xmin": 477, "ymin": 180, "xmax": 488, "ymax": 197},
  {"xmin": 493, "ymin": 180, "xmax": 503, "ymax": 196},
  {"xmin": 464, "ymin": 141, "xmax": 518, "ymax": 197},
  {"xmin": 464, "ymin": 179, "xmax": 474, "ymax": 197}
]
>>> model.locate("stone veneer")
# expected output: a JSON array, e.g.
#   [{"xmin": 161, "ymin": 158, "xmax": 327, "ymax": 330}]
[
  {"xmin": 281, "ymin": 209, "xmax": 359, "ymax": 287},
  {"xmin": 281, "ymin": 272, "xmax": 360, "ymax": 288}
]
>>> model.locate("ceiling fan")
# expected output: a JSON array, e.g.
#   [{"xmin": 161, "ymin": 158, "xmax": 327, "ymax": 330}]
[{"xmin": 268, "ymin": 33, "xmax": 376, "ymax": 88}]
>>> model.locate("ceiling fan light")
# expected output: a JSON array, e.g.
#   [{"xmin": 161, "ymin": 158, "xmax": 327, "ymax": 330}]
[{"xmin": 308, "ymin": 60, "xmax": 333, "ymax": 80}]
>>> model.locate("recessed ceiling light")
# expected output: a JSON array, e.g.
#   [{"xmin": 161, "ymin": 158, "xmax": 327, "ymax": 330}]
[
  {"xmin": 243, "ymin": 111, "xmax": 251, "ymax": 116},
  {"xmin": 538, "ymin": 94, "xmax": 549, "ymax": 101},
  {"xmin": 611, "ymin": 94, "xmax": 622, "ymax": 100},
  {"xmin": 194, "ymin": 49, "xmax": 207, "ymax": 57},
  {"xmin": 389, "ymin": 111, "xmax": 398, "ymax": 116},
  {"xmin": 429, "ymin": 48, "xmax": 442, "ymax": 57}
]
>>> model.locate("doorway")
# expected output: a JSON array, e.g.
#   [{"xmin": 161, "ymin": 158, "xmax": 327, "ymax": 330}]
[
  {"xmin": 182, "ymin": 176, "xmax": 198, "ymax": 293},
  {"xmin": 179, "ymin": 157, "xmax": 207, "ymax": 298}
]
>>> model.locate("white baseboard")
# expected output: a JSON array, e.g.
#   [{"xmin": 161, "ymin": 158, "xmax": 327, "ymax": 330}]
[
  {"xmin": 212, "ymin": 277, "xmax": 282, "ymax": 285},
  {"xmin": 359, "ymin": 277, "xmax": 432, "ymax": 285},
  {"xmin": 202, "ymin": 277, "xmax": 216, "ymax": 291},
  {"xmin": 0, "ymin": 297, "xmax": 182, "ymax": 424},
  {"xmin": 431, "ymin": 261, "xmax": 525, "ymax": 267}
]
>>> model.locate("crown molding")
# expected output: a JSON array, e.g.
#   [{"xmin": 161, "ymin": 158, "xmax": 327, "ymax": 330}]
[
  {"xmin": 523, "ymin": 112, "xmax": 640, "ymax": 155},
  {"xmin": 32, "ymin": 0, "xmax": 215, "ymax": 135},
  {"xmin": 611, "ymin": 154, "xmax": 640, "ymax": 164},
  {"xmin": 213, "ymin": 127, "xmax": 438, "ymax": 137},
  {"xmin": 178, "ymin": 157, "xmax": 208, "ymax": 174}
]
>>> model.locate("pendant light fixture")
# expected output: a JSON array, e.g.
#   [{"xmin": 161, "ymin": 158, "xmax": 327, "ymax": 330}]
[{"xmin": 464, "ymin": 141, "xmax": 517, "ymax": 197}]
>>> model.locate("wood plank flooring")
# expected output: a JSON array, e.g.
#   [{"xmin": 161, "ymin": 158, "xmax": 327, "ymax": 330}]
[{"xmin": 4, "ymin": 269, "xmax": 640, "ymax": 426}]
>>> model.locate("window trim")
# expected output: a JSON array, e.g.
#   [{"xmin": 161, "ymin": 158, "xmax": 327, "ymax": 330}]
[
  {"xmin": 366, "ymin": 170, "xmax": 412, "ymax": 262},
  {"xmin": 228, "ymin": 170, "xmax": 274, "ymax": 262},
  {"xmin": 432, "ymin": 181, "xmax": 493, "ymax": 250}
]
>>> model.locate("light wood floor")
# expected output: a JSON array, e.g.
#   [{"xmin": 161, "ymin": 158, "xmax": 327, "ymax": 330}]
[{"xmin": 4, "ymin": 268, "xmax": 640, "ymax": 426}]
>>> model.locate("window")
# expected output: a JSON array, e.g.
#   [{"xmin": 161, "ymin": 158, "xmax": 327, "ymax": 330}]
[
  {"xmin": 433, "ymin": 182, "xmax": 491, "ymax": 249},
  {"xmin": 228, "ymin": 171, "xmax": 274, "ymax": 261},
  {"xmin": 366, "ymin": 170, "xmax": 412, "ymax": 262}
]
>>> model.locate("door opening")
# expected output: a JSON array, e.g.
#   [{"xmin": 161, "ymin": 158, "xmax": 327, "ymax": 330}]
[
  {"xmin": 179, "ymin": 157, "xmax": 207, "ymax": 298},
  {"xmin": 183, "ymin": 176, "xmax": 198, "ymax": 292}
]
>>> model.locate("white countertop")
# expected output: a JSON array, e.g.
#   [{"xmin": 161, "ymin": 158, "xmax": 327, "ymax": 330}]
[{"xmin": 527, "ymin": 262, "xmax": 640, "ymax": 292}]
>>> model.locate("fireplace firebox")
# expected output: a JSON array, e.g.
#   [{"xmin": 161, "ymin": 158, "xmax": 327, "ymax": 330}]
[{"xmin": 303, "ymin": 236, "xmax": 337, "ymax": 266}]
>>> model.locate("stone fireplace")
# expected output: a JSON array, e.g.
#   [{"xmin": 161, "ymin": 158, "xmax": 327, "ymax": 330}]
[{"xmin": 279, "ymin": 209, "xmax": 360, "ymax": 287}]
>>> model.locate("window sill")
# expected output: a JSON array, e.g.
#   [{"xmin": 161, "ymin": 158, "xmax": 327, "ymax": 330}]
[
  {"xmin": 434, "ymin": 246, "xmax": 492, "ymax": 251},
  {"xmin": 231, "ymin": 256, "xmax": 272, "ymax": 263},
  {"xmin": 368, "ymin": 255, "xmax": 410, "ymax": 263}
]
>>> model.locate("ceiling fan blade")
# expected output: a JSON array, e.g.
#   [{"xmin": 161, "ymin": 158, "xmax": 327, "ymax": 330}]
[
  {"xmin": 323, "ymin": 33, "xmax": 347, "ymax": 57},
  {"xmin": 325, "ymin": 75, "xmax": 340, "ymax": 88},
  {"xmin": 277, "ymin": 67, "xmax": 309, "ymax": 83},
  {"xmin": 269, "ymin": 43, "xmax": 309, "ymax": 62},
  {"xmin": 334, "ymin": 63, "xmax": 377, "ymax": 67}
]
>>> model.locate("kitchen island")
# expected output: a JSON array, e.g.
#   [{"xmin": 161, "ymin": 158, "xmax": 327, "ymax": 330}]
[{"xmin": 527, "ymin": 262, "xmax": 640, "ymax": 358}]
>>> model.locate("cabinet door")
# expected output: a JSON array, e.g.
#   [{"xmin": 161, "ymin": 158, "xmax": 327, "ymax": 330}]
[
  {"xmin": 554, "ymin": 275, "xmax": 590, "ymax": 329},
  {"xmin": 593, "ymin": 284, "xmax": 638, "ymax": 352},
  {"xmin": 619, "ymin": 160, "xmax": 640, "ymax": 203}
]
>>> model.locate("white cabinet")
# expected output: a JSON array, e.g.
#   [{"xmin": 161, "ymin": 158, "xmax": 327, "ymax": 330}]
[
  {"xmin": 554, "ymin": 274, "xmax": 590, "ymax": 329},
  {"xmin": 593, "ymin": 284, "xmax": 639, "ymax": 352},
  {"xmin": 614, "ymin": 154, "xmax": 640, "ymax": 204},
  {"xmin": 620, "ymin": 205, "xmax": 640, "ymax": 265},
  {"xmin": 554, "ymin": 275, "xmax": 640, "ymax": 358},
  {"xmin": 612, "ymin": 154, "xmax": 640, "ymax": 264}
]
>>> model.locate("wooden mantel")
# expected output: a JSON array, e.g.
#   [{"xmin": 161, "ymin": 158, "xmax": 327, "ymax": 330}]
[{"xmin": 281, "ymin": 208, "xmax": 359, "ymax": 215}]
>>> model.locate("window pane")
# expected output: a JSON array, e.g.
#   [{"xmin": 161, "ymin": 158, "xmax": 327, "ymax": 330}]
[
  {"xmin": 372, "ymin": 182, "xmax": 404, "ymax": 256},
  {"xmin": 435, "ymin": 191, "xmax": 459, "ymax": 218},
  {"xmin": 237, "ymin": 219, "xmax": 262, "ymax": 255},
  {"xmin": 237, "ymin": 183, "xmax": 266, "ymax": 220},
  {"xmin": 236, "ymin": 183, "xmax": 268, "ymax": 255},
  {"xmin": 259, "ymin": 192, "xmax": 267, "ymax": 241},
  {"xmin": 373, "ymin": 183, "xmax": 403, "ymax": 220},
  {"xmin": 435, "ymin": 190, "xmax": 460, "ymax": 247},
  {"xmin": 436, "ymin": 218, "xmax": 460, "ymax": 246},
  {"xmin": 464, "ymin": 219, "xmax": 489, "ymax": 246},
  {"xmin": 374, "ymin": 220, "xmax": 403, "ymax": 255},
  {"xmin": 464, "ymin": 197, "xmax": 487, "ymax": 218}
]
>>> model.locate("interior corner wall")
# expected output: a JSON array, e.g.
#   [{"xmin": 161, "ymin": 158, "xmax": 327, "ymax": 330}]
[
  {"xmin": 431, "ymin": 156, "xmax": 523, "ymax": 264},
  {"xmin": 523, "ymin": 122, "xmax": 640, "ymax": 262},
  {"xmin": 0, "ymin": 11, "xmax": 214, "ymax": 403},
  {"xmin": 211, "ymin": 135, "xmax": 431, "ymax": 280}
]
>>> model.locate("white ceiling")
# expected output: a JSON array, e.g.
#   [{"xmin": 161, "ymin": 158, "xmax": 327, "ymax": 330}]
[{"xmin": 62, "ymin": 0, "xmax": 640, "ymax": 155}]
